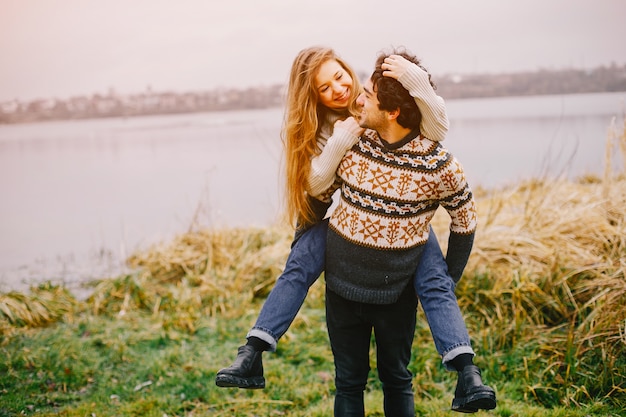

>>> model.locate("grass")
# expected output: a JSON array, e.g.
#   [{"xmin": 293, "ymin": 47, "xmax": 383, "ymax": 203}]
[{"xmin": 1, "ymin": 118, "xmax": 625, "ymax": 416}]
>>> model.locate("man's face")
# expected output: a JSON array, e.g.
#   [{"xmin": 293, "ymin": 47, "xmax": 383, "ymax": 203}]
[{"xmin": 356, "ymin": 78, "xmax": 387, "ymax": 130}]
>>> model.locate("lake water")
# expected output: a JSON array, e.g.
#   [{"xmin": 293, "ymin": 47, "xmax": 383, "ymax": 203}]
[{"xmin": 1, "ymin": 92, "xmax": 624, "ymax": 294}]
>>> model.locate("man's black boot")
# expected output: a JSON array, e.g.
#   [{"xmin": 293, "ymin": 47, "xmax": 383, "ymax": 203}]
[
  {"xmin": 451, "ymin": 365, "xmax": 496, "ymax": 413},
  {"xmin": 215, "ymin": 345, "xmax": 265, "ymax": 389}
]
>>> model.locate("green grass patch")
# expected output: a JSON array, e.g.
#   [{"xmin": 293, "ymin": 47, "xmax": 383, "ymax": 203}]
[
  {"xmin": 2, "ymin": 164, "xmax": 626, "ymax": 415},
  {"xmin": 1, "ymin": 293, "xmax": 624, "ymax": 416}
]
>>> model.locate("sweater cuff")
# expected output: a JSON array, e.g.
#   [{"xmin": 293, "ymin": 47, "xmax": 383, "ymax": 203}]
[
  {"xmin": 397, "ymin": 65, "xmax": 448, "ymax": 142},
  {"xmin": 397, "ymin": 65, "xmax": 431, "ymax": 98},
  {"xmin": 330, "ymin": 126, "xmax": 360, "ymax": 151},
  {"xmin": 446, "ymin": 231, "xmax": 475, "ymax": 283}
]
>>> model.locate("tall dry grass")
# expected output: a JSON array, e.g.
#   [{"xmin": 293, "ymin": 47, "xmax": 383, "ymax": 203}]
[
  {"xmin": 1, "ymin": 117, "xmax": 624, "ymax": 408},
  {"xmin": 85, "ymin": 225, "xmax": 295, "ymax": 332},
  {"xmin": 440, "ymin": 116, "xmax": 626, "ymax": 406},
  {"xmin": 1, "ymin": 121, "xmax": 624, "ymax": 336},
  {"xmin": 0, "ymin": 283, "xmax": 77, "ymax": 336}
]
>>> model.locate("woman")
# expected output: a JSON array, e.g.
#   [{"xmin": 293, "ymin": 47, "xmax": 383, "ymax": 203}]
[{"xmin": 215, "ymin": 46, "xmax": 493, "ymax": 413}]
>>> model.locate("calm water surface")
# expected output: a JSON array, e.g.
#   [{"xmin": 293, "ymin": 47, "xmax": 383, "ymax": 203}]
[{"xmin": 1, "ymin": 92, "xmax": 624, "ymax": 294}]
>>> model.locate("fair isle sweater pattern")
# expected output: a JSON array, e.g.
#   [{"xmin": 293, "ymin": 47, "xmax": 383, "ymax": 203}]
[
  {"xmin": 328, "ymin": 129, "xmax": 477, "ymax": 251},
  {"xmin": 308, "ymin": 63, "xmax": 449, "ymax": 200}
]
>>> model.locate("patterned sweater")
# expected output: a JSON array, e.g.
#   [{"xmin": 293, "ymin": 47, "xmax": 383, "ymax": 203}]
[
  {"xmin": 308, "ymin": 63, "xmax": 449, "ymax": 201},
  {"xmin": 326, "ymin": 129, "xmax": 477, "ymax": 304}
]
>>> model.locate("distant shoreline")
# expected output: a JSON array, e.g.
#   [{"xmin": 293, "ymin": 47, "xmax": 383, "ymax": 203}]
[{"xmin": 1, "ymin": 64, "xmax": 625, "ymax": 125}]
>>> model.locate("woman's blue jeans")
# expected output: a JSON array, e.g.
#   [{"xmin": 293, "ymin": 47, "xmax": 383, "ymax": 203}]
[{"xmin": 247, "ymin": 219, "xmax": 473, "ymax": 369}]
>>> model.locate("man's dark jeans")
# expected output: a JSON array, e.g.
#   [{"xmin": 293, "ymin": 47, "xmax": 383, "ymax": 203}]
[{"xmin": 326, "ymin": 283, "xmax": 417, "ymax": 417}]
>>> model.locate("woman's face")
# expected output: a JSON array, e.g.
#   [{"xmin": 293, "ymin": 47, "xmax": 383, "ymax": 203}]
[{"xmin": 315, "ymin": 59, "xmax": 353, "ymax": 110}]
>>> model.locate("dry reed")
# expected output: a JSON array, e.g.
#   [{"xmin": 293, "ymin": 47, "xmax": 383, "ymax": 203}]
[
  {"xmin": 84, "ymin": 225, "xmax": 295, "ymax": 331},
  {"xmin": 442, "ymin": 116, "xmax": 626, "ymax": 407},
  {"xmin": 0, "ymin": 283, "xmax": 78, "ymax": 333},
  {"xmin": 1, "ymin": 117, "xmax": 625, "ymax": 408}
]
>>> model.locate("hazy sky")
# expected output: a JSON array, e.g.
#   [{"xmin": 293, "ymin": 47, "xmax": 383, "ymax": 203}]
[{"xmin": 1, "ymin": 0, "xmax": 625, "ymax": 102}]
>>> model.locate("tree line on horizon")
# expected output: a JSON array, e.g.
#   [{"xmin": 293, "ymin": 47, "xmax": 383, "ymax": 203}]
[{"xmin": 1, "ymin": 64, "xmax": 625, "ymax": 125}]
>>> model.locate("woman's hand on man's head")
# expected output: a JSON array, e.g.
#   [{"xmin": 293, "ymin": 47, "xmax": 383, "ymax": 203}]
[{"xmin": 381, "ymin": 55, "xmax": 416, "ymax": 80}]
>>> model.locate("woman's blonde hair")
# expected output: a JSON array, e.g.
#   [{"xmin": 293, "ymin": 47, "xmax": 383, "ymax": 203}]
[{"xmin": 282, "ymin": 46, "xmax": 361, "ymax": 227}]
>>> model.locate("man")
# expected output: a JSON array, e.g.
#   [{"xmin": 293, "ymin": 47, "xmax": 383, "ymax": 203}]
[{"xmin": 323, "ymin": 49, "xmax": 496, "ymax": 415}]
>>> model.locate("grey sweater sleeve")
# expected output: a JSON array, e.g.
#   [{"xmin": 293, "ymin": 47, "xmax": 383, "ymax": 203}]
[{"xmin": 446, "ymin": 231, "xmax": 475, "ymax": 283}]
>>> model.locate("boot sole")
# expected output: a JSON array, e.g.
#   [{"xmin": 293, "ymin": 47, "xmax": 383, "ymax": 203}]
[
  {"xmin": 215, "ymin": 373, "xmax": 265, "ymax": 389},
  {"xmin": 452, "ymin": 391, "xmax": 496, "ymax": 413}
]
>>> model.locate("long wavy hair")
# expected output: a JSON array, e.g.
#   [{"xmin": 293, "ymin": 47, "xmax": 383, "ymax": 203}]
[{"xmin": 282, "ymin": 46, "xmax": 361, "ymax": 227}]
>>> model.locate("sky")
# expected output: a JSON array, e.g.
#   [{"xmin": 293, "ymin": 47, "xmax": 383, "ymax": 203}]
[{"xmin": 1, "ymin": 0, "xmax": 625, "ymax": 102}]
